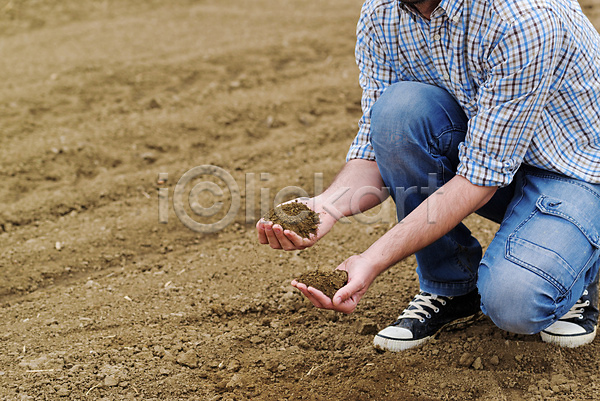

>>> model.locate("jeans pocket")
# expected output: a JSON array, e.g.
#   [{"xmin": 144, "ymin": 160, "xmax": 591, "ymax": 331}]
[{"xmin": 505, "ymin": 195, "xmax": 600, "ymax": 294}]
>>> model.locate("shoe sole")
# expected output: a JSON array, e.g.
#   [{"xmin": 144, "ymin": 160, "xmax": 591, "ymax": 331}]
[
  {"xmin": 540, "ymin": 326, "xmax": 597, "ymax": 348},
  {"xmin": 373, "ymin": 312, "xmax": 483, "ymax": 352}
]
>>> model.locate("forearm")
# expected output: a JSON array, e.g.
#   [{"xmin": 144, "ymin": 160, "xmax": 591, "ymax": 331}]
[
  {"xmin": 363, "ymin": 175, "xmax": 497, "ymax": 277},
  {"xmin": 313, "ymin": 158, "xmax": 386, "ymax": 220}
]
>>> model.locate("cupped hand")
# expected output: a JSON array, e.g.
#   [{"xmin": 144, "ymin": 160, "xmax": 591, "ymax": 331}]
[
  {"xmin": 257, "ymin": 197, "xmax": 336, "ymax": 251},
  {"xmin": 291, "ymin": 254, "xmax": 376, "ymax": 314}
]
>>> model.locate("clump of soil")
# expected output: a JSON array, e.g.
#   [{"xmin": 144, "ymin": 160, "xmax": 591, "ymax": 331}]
[
  {"xmin": 296, "ymin": 270, "xmax": 348, "ymax": 299},
  {"xmin": 264, "ymin": 201, "xmax": 320, "ymax": 238}
]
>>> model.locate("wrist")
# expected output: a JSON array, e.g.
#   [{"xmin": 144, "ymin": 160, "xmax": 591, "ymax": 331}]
[
  {"xmin": 361, "ymin": 243, "xmax": 394, "ymax": 277},
  {"xmin": 352, "ymin": 252, "xmax": 383, "ymax": 288},
  {"xmin": 313, "ymin": 193, "xmax": 345, "ymax": 222}
]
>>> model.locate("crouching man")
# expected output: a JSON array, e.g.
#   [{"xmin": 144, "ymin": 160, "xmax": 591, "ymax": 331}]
[{"xmin": 257, "ymin": 0, "xmax": 600, "ymax": 350}]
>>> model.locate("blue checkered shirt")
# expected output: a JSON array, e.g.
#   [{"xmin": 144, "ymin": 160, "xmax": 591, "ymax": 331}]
[{"xmin": 348, "ymin": 0, "xmax": 600, "ymax": 187}]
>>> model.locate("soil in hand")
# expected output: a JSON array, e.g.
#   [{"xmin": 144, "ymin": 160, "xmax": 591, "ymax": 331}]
[
  {"xmin": 296, "ymin": 269, "xmax": 348, "ymax": 299},
  {"xmin": 264, "ymin": 201, "xmax": 320, "ymax": 239}
]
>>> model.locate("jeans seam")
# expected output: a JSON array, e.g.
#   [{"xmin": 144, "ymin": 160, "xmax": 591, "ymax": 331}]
[
  {"xmin": 505, "ymin": 234, "xmax": 568, "ymax": 294},
  {"xmin": 526, "ymin": 169, "xmax": 600, "ymax": 201},
  {"xmin": 498, "ymin": 172, "xmax": 527, "ymax": 233},
  {"xmin": 428, "ymin": 125, "xmax": 465, "ymax": 156},
  {"xmin": 419, "ymin": 277, "xmax": 478, "ymax": 296}
]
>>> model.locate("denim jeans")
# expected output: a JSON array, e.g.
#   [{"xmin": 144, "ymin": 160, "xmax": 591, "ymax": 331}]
[{"xmin": 370, "ymin": 81, "xmax": 600, "ymax": 334}]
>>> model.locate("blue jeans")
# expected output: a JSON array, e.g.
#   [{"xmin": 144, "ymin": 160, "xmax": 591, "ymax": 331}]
[{"xmin": 370, "ymin": 81, "xmax": 600, "ymax": 334}]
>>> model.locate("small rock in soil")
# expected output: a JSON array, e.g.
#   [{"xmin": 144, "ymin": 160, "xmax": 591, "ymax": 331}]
[
  {"xmin": 153, "ymin": 345, "xmax": 166, "ymax": 358},
  {"xmin": 163, "ymin": 350, "xmax": 176, "ymax": 362},
  {"xmin": 176, "ymin": 350, "xmax": 198, "ymax": 368},
  {"xmin": 250, "ymin": 335, "xmax": 264, "ymax": 344},
  {"xmin": 227, "ymin": 359, "xmax": 241, "ymax": 372},
  {"xmin": 551, "ymin": 373, "xmax": 568, "ymax": 386},
  {"xmin": 459, "ymin": 352, "xmax": 475, "ymax": 367},
  {"xmin": 56, "ymin": 387, "xmax": 70, "ymax": 397},
  {"xmin": 104, "ymin": 375, "xmax": 119, "ymax": 387},
  {"xmin": 226, "ymin": 373, "xmax": 245, "ymax": 389}
]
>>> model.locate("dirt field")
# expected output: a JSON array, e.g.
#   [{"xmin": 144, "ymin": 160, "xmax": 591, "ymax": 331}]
[{"xmin": 2, "ymin": 0, "xmax": 600, "ymax": 400}]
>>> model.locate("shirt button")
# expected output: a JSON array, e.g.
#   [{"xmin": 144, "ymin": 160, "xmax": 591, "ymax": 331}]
[
  {"xmin": 443, "ymin": 73, "xmax": 450, "ymax": 80},
  {"xmin": 452, "ymin": 16, "xmax": 460, "ymax": 23},
  {"xmin": 433, "ymin": 34, "xmax": 441, "ymax": 41}
]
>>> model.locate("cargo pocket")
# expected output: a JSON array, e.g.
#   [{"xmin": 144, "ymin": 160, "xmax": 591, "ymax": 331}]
[{"xmin": 506, "ymin": 195, "xmax": 600, "ymax": 294}]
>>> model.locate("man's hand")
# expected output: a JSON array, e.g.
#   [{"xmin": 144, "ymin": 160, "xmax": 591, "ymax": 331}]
[
  {"xmin": 256, "ymin": 160, "xmax": 386, "ymax": 251},
  {"xmin": 256, "ymin": 197, "xmax": 337, "ymax": 251},
  {"xmin": 291, "ymin": 254, "xmax": 377, "ymax": 314}
]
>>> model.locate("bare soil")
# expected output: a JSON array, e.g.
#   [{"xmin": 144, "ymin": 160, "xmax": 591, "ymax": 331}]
[{"xmin": 1, "ymin": 1, "xmax": 600, "ymax": 400}]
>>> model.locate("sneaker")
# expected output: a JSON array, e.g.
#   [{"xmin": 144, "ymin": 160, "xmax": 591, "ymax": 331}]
[
  {"xmin": 541, "ymin": 276, "xmax": 599, "ymax": 348},
  {"xmin": 373, "ymin": 289, "xmax": 481, "ymax": 352}
]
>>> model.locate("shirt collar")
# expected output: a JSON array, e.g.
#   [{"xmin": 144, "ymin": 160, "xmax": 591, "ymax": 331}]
[
  {"xmin": 398, "ymin": 0, "xmax": 464, "ymax": 21},
  {"xmin": 435, "ymin": 0, "xmax": 465, "ymax": 21}
]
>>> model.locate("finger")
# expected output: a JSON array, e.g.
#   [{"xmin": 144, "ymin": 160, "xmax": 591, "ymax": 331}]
[
  {"xmin": 332, "ymin": 280, "xmax": 364, "ymax": 310},
  {"xmin": 294, "ymin": 283, "xmax": 323, "ymax": 308},
  {"xmin": 333, "ymin": 296, "xmax": 357, "ymax": 314},
  {"xmin": 282, "ymin": 197, "xmax": 309, "ymax": 206},
  {"xmin": 307, "ymin": 287, "xmax": 334, "ymax": 309},
  {"xmin": 293, "ymin": 282, "xmax": 325, "ymax": 308},
  {"xmin": 264, "ymin": 223, "xmax": 282, "ymax": 249},
  {"xmin": 283, "ymin": 229, "xmax": 311, "ymax": 249},
  {"xmin": 272, "ymin": 225, "xmax": 297, "ymax": 251},
  {"xmin": 256, "ymin": 220, "xmax": 269, "ymax": 244}
]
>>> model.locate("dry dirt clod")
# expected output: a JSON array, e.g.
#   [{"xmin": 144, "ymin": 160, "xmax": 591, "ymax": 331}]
[
  {"xmin": 226, "ymin": 373, "xmax": 246, "ymax": 389},
  {"xmin": 459, "ymin": 352, "xmax": 475, "ymax": 367},
  {"xmin": 295, "ymin": 270, "xmax": 348, "ymax": 299},
  {"xmin": 227, "ymin": 359, "xmax": 241, "ymax": 372},
  {"xmin": 56, "ymin": 387, "xmax": 70, "ymax": 397},
  {"xmin": 148, "ymin": 98, "xmax": 161, "ymax": 109},
  {"xmin": 104, "ymin": 375, "xmax": 119, "ymax": 387},
  {"xmin": 176, "ymin": 350, "xmax": 198, "ymax": 368},
  {"xmin": 263, "ymin": 202, "xmax": 319, "ymax": 239},
  {"xmin": 163, "ymin": 350, "xmax": 176, "ymax": 362},
  {"xmin": 355, "ymin": 319, "xmax": 379, "ymax": 335}
]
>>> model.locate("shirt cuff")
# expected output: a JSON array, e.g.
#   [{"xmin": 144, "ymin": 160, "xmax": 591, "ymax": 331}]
[
  {"xmin": 457, "ymin": 142, "xmax": 520, "ymax": 187},
  {"xmin": 346, "ymin": 143, "xmax": 376, "ymax": 162}
]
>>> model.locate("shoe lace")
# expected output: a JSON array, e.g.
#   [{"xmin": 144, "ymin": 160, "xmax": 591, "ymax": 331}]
[
  {"xmin": 397, "ymin": 292, "xmax": 450, "ymax": 323},
  {"xmin": 559, "ymin": 290, "xmax": 590, "ymax": 320}
]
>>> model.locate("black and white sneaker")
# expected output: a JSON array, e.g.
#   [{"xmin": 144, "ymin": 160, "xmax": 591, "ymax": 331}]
[
  {"xmin": 541, "ymin": 277, "xmax": 599, "ymax": 348},
  {"xmin": 373, "ymin": 289, "xmax": 481, "ymax": 352}
]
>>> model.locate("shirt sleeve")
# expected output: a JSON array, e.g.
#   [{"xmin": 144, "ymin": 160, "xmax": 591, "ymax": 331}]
[
  {"xmin": 457, "ymin": 10, "xmax": 565, "ymax": 187},
  {"xmin": 347, "ymin": 4, "xmax": 399, "ymax": 162}
]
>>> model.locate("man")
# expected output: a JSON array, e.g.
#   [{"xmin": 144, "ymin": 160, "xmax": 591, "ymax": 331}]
[{"xmin": 257, "ymin": 0, "xmax": 600, "ymax": 352}]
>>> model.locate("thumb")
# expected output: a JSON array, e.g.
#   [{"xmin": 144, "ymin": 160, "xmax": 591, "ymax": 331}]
[{"xmin": 332, "ymin": 279, "xmax": 363, "ymax": 307}]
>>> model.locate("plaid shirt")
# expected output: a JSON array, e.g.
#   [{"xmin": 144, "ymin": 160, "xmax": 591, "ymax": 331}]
[{"xmin": 348, "ymin": 0, "xmax": 600, "ymax": 187}]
